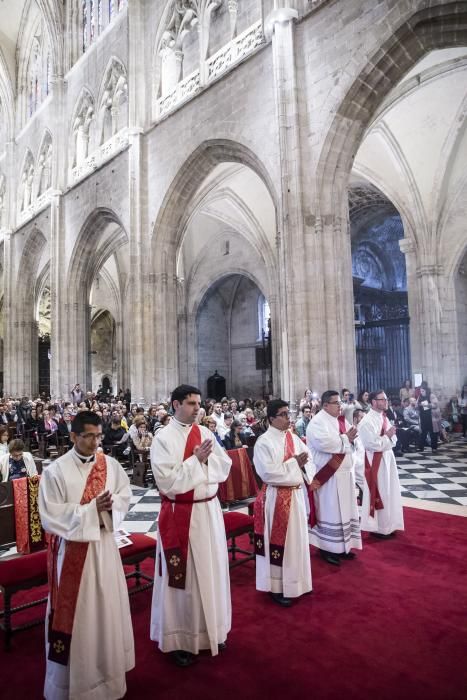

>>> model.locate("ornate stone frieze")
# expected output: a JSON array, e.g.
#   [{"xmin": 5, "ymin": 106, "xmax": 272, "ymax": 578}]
[
  {"xmin": 69, "ymin": 128, "xmax": 129, "ymax": 186},
  {"xmin": 17, "ymin": 188, "xmax": 54, "ymax": 227}
]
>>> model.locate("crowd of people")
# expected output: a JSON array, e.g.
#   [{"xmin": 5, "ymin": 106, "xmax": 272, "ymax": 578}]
[{"xmin": 1, "ymin": 377, "xmax": 464, "ymax": 699}]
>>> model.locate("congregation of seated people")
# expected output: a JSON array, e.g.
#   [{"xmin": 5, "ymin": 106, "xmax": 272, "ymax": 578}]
[{"xmin": 0, "ymin": 379, "xmax": 464, "ymax": 483}]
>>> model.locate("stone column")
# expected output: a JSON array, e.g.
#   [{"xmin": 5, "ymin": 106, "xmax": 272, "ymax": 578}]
[
  {"xmin": 49, "ymin": 191, "xmax": 67, "ymax": 399},
  {"xmin": 266, "ymin": 7, "xmax": 315, "ymax": 402},
  {"xmin": 2, "ymin": 229, "xmax": 14, "ymax": 395}
]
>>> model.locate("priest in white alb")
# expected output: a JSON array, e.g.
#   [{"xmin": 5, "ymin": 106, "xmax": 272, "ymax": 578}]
[
  {"xmin": 306, "ymin": 390, "xmax": 362, "ymax": 566},
  {"xmin": 253, "ymin": 399, "xmax": 317, "ymax": 607},
  {"xmin": 357, "ymin": 390, "xmax": 404, "ymax": 538},
  {"xmin": 150, "ymin": 384, "xmax": 232, "ymax": 667},
  {"xmin": 38, "ymin": 410, "xmax": 134, "ymax": 700}
]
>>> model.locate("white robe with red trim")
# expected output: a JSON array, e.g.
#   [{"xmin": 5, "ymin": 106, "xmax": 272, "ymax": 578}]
[
  {"xmin": 306, "ymin": 410, "xmax": 362, "ymax": 554},
  {"xmin": 150, "ymin": 419, "xmax": 232, "ymax": 656},
  {"xmin": 253, "ymin": 427, "xmax": 314, "ymax": 598},
  {"xmin": 38, "ymin": 449, "xmax": 134, "ymax": 700},
  {"xmin": 358, "ymin": 408, "xmax": 405, "ymax": 535}
]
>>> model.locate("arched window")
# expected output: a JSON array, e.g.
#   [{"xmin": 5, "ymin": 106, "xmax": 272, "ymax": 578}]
[
  {"xmin": 257, "ymin": 295, "xmax": 270, "ymax": 341},
  {"xmin": 26, "ymin": 27, "xmax": 51, "ymax": 119},
  {"xmin": 82, "ymin": 0, "xmax": 128, "ymax": 54}
]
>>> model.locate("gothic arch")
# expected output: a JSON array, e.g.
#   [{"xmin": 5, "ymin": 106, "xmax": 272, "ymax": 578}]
[
  {"xmin": 69, "ymin": 87, "xmax": 95, "ymax": 168},
  {"xmin": 96, "ymin": 56, "xmax": 128, "ymax": 144},
  {"xmin": 18, "ymin": 148, "xmax": 35, "ymax": 212},
  {"xmin": 317, "ymin": 2, "xmax": 467, "ymax": 212},
  {"xmin": 36, "ymin": 129, "xmax": 53, "ymax": 196},
  {"xmin": 151, "ymin": 138, "xmax": 278, "ymax": 269}
]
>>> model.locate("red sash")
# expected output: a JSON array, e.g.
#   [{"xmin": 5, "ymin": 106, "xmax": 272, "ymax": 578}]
[
  {"xmin": 157, "ymin": 423, "xmax": 206, "ymax": 589},
  {"xmin": 364, "ymin": 415, "xmax": 388, "ymax": 517},
  {"xmin": 254, "ymin": 431, "xmax": 298, "ymax": 567},
  {"xmin": 47, "ymin": 452, "xmax": 107, "ymax": 666},
  {"xmin": 306, "ymin": 417, "xmax": 347, "ymax": 528},
  {"xmin": 12, "ymin": 475, "xmax": 46, "ymax": 554}
]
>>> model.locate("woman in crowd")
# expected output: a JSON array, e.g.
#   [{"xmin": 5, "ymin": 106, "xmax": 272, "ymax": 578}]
[
  {"xmin": 132, "ymin": 419, "xmax": 153, "ymax": 452},
  {"xmin": 299, "ymin": 388, "xmax": 313, "ymax": 411},
  {"xmin": 400, "ymin": 379, "xmax": 415, "ymax": 402},
  {"xmin": 417, "ymin": 385, "xmax": 437, "ymax": 452},
  {"xmin": 202, "ymin": 416, "xmax": 224, "ymax": 447},
  {"xmin": 460, "ymin": 385, "xmax": 467, "ymax": 439},
  {"xmin": 222, "ymin": 419, "xmax": 248, "ymax": 450},
  {"xmin": 37, "ymin": 408, "xmax": 59, "ymax": 452},
  {"xmin": 0, "ymin": 426, "xmax": 9, "ymax": 455},
  {"xmin": 356, "ymin": 390, "xmax": 370, "ymax": 413}
]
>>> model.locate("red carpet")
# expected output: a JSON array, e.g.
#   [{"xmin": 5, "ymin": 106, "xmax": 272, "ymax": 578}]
[{"xmin": 1, "ymin": 507, "xmax": 466, "ymax": 700}]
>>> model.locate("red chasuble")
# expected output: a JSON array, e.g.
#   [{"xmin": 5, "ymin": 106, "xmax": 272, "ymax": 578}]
[
  {"xmin": 47, "ymin": 452, "xmax": 107, "ymax": 666},
  {"xmin": 157, "ymin": 424, "xmax": 217, "ymax": 590},
  {"xmin": 12, "ymin": 475, "xmax": 46, "ymax": 554},
  {"xmin": 254, "ymin": 431, "xmax": 298, "ymax": 567},
  {"xmin": 364, "ymin": 415, "xmax": 387, "ymax": 517}
]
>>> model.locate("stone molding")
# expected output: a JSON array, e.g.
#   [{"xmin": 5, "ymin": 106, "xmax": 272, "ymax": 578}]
[
  {"xmin": 155, "ymin": 20, "xmax": 265, "ymax": 120},
  {"xmin": 68, "ymin": 128, "xmax": 129, "ymax": 187}
]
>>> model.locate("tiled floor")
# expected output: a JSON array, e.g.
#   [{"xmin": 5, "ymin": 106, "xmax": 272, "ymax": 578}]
[{"xmin": 122, "ymin": 435, "xmax": 467, "ymax": 534}]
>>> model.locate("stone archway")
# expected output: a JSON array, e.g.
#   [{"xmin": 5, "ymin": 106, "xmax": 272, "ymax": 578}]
[{"xmin": 195, "ymin": 274, "xmax": 272, "ymax": 399}]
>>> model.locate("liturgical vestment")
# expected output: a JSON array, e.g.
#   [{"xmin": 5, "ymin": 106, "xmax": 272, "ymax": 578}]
[
  {"xmin": 358, "ymin": 408, "xmax": 405, "ymax": 536},
  {"xmin": 150, "ymin": 418, "xmax": 232, "ymax": 656},
  {"xmin": 306, "ymin": 410, "xmax": 362, "ymax": 554},
  {"xmin": 253, "ymin": 426, "xmax": 314, "ymax": 598},
  {"xmin": 38, "ymin": 449, "xmax": 134, "ymax": 700}
]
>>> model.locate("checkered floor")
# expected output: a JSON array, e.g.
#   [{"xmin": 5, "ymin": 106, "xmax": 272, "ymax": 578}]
[
  {"xmin": 123, "ymin": 435, "xmax": 467, "ymax": 534},
  {"xmin": 397, "ymin": 435, "xmax": 467, "ymax": 506}
]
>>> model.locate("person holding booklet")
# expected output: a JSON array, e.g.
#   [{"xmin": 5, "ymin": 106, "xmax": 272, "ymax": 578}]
[{"xmin": 38, "ymin": 410, "xmax": 134, "ymax": 700}]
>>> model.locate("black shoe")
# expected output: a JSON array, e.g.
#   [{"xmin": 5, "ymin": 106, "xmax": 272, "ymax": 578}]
[
  {"xmin": 319, "ymin": 550, "xmax": 341, "ymax": 566},
  {"xmin": 269, "ymin": 592, "xmax": 293, "ymax": 607},
  {"xmin": 218, "ymin": 642, "xmax": 227, "ymax": 652},
  {"xmin": 371, "ymin": 532, "xmax": 393, "ymax": 540},
  {"xmin": 339, "ymin": 551, "xmax": 356, "ymax": 560},
  {"xmin": 171, "ymin": 650, "xmax": 196, "ymax": 667}
]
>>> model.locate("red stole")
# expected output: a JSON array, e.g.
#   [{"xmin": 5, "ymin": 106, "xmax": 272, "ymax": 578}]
[
  {"xmin": 254, "ymin": 430, "xmax": 297, "ymax": 567},
  {"xmin": 157, "ymin": 423, "xmax": 204, "ymax": 590},
  {"xmin": 312, "ymin": 416, "xmax": 347, "ymax": 487},
  {"xmin": 364, "ymin": 414, "xmax": 387, "ymax": 517},
  {"xmin": 47, "ymin": 452, "xmax": 107, "ymax": 666},
  {"xmin": 12, "ymin": 475, "xmax": 46, "ymax": 554}
]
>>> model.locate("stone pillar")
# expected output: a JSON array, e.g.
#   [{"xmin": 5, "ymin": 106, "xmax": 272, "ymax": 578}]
[
  {"xmin": 2, "ymin": 229, "xmax": 14, "ymax": 395},
  {"xmin": 266, "ymin": 7, "xmax": 315, "ymax": 402},
  {"xmin": 49, "ymin": 191, "xmax": 67, "ymax": 399}
]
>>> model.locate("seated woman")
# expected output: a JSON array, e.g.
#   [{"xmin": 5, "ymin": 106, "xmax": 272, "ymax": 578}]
[
  {"xmin": 132, "ymin": 419, "xmax": 153, "ymax": 452},
  {"xmin": 222, "ymin": 419, "xmax": 249, "ymax": 450},
  {"xmin": 202, "ymin": 416, "xmax": 225, "ymax": 448},
  {"xmin": 0, "ymin": 439, "xmax": 37, "ymax": 481},
  {"xmin": 0, "ymin": 425, "xmax": 9, "ymax": 455},
  {"xmin": 37, "ymin": 408, "xmax": 59, "ymax": 452}
]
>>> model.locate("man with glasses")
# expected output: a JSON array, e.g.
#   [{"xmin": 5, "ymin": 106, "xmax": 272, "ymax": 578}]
[
  {"xmin": 307, "ymin": 391, "xmax": 362, "ymax": 566},
  {"xmin": 253, "ymin": 399, "xmax": 317, "ymax": 607},
  {"xmin": 38, "ymin": 411, "xmax": 134, "ymax": 699},
  {"xmin": 357, "ymin": 391, "xmax": 404, "ymax": 538}
]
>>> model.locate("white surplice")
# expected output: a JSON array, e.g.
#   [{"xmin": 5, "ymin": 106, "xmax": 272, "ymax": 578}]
[
  {"xmin": 357, "ymin": 408, "xmax": 405, "ymax": 535},
  {"xmin": 306, "ymin": 411, "xmax": 362, "ymax": 554},
  {"xmin": 253, "ymin": 427, "xmax": 314, "ymax": 598},
  {"xmin": 150, "ymin": 419, "xmax": 232, "ymax": 656},
  {"xmin": 38, "ymin": 449, "xmax": 135, "ymax": 700}
]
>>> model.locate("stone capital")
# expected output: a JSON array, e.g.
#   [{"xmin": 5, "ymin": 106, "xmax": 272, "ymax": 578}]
[
  {"xmin": 398, "ymin": 238, "xmax": 415, "ymax": 255},
  {"xmin": 264, "ymin": 8, "xmax": 298, "ymax": 40}
]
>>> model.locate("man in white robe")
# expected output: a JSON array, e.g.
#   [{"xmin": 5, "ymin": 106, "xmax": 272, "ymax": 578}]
[
  {"xmin": 358, "ymin": 390, "xmax": 404, "ymax": 538},
  {"xmin": 39, "ymin": 411, "xmax": 134, "ymax": 700},
  {"xmin": 150, "ymin": 384, "xmax": 232, "ymax": 667},
  {"xmin": 307, "ymin": 391, "xmax": 362, "ymax": 566},
  {"xmin": 253, "ymin": 399, "xmax": 316, "ymax": 607}
]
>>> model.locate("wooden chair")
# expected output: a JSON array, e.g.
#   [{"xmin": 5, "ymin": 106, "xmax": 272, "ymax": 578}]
[
  {"xmin": 131, "ymin": 448, "xmax": 153, "ymax": 488},
  {"xmin": 220, "ymin": 448, "xmax": 259, "ymax": 568}
]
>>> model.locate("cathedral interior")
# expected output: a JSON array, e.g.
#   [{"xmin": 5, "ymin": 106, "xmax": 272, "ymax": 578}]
[{"xmin": 0, "ymin": 0, "xmax": 466, "ymax": 404}]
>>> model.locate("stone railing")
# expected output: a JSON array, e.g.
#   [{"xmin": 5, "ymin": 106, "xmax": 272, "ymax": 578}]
[
  {"xmin": 69, "ymin": 128, "xmax": 129, "ymax": 187},
  {"xmin": 155, "ymin": 20, "xmax": 265, "ymax": 121},
  {"xmin": 17, "ymin": 188, "xmax": 53, "ymax": 227}
]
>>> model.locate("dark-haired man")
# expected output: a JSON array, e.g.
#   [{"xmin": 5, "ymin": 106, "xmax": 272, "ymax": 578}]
[
  {"xmin": 307, "ymin": 391, "xmax": 362, "ymax": 566},
  {"xmin": 38, "ymin": 410, "xmax": 134, "ymax": 699},
  {"xmin": 358, "ymin": 391, "xmax": 404, "ymax": 538},
  {"xmin": 253, "ymin": 399, "xmax": 317, "ymax": 606},
  {"xmin": 150, "ymin": 384, "xmax": 232, "ymax": 667}
]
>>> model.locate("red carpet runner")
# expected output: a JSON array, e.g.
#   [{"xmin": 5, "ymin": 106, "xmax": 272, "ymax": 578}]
[{"xmin": 1, "ymin": 507, "xmax": 466, "ymax": 700}]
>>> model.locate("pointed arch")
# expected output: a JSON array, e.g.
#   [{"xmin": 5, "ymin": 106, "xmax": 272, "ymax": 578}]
[
  {"xmin": 36, "ymin": 129, "xmax": 53, "ymax": 196},
  {"xmin": 69, "ymin": 87, "xmax": 95, "ymax": 168},
  {"xmin": 96, "ymin": 56, "xmax": 128, "ymax": 144},
  {"xmin": 18, "ymin": 148, "xmax": 35, "ymax": 212}
]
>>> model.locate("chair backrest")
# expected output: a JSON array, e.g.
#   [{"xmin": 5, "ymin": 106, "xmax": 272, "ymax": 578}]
[
  {"xmin": 0, "ymin": 477, "xmax": 46, "ymax": 553},
  {"xmin": 218, "ymin": 448, "xmax": 258, "ymax": 505}
]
